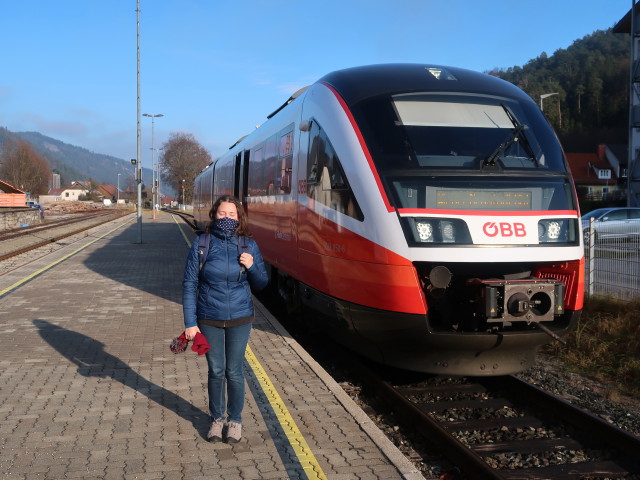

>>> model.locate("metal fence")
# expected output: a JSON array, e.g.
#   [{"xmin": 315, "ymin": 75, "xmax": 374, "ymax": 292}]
[{"xmin": 583, "ymin": 220, "xmax": 640, "ymax": 301}]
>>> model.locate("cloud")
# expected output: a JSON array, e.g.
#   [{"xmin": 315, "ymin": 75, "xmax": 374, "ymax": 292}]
[
  {"xmin": 68, "ymin": 108, "xmax": 102, "ymax": 120},
  {"xmin": 0, "ymin": 86, "xmax": 13, "ymax": 101},
  {"xmin": 276, "ymin": 81, "xmax": 313, "ymax": 96},
  {"xmin": 251, "ymin": 72, "xmax": 273, "ymax": 86},
  {"xmin": 20, "ymin": 113, "xmax": 88, "ymax": 137},
  {"xmin": 87, "ymin": 129, "xmax": 137, "ymax": 160}
]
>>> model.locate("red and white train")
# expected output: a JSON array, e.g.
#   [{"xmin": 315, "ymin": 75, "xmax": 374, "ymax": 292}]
[{"xmin": 192, "ymin": 64, "xmax": 584, "ymax": 376}]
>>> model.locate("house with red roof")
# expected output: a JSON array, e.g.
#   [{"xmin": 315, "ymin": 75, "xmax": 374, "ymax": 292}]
[
  {"xmin": 96, "ymin": 185, "xmax": 118, "ymax": 201},
  {"xmin": 0, "ymin": 180, "xmax": 27, "ymax": 207},
  {"xmin": 566, "ymin": 144, "xmax": 625, "ymax": 202}
]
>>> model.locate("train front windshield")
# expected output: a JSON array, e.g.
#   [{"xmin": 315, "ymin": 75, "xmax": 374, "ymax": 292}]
[
  {"xmin": 353, "ymin": 92, "xmax": 579, "ymax": 245},
  {"xmin": 356, "ymin": 93, "xmax": 567, "ymax": 174}
]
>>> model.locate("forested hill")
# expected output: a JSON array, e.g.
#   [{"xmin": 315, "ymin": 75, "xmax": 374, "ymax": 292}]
[
  {"xmin": 0, "ymin": 128, "xmax": 150, "ymax": 189},
  {"xmin": 489, "ymin": 28, "xmax": 629, "ymax": 153},
  {"xmin": 15, "ymin": 131, "xmax": 136, "ymax": 186}
]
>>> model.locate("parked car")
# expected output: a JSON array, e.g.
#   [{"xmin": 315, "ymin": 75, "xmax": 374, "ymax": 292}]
[{"xmin": 581, "ymin": 207, "xmax": 640, "ymax": 242}]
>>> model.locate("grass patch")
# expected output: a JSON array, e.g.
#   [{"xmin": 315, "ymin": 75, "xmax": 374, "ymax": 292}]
[{"xmin": 545, "ymin": 297, "xmax": 640, "ymax": 397}]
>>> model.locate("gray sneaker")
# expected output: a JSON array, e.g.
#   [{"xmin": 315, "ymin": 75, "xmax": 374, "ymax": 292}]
[
  {"xmin": 225, "ymin": 421, "xmax": 242, "ymax": 443},
  {"xmin": 207, "ymin": 419, "xmax": 224, "ymax": 442}
]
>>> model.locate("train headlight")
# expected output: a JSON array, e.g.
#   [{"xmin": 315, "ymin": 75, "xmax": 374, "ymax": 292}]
[
  {"xmin": 546, "ymin": 221, "xmax": 562, "ymax": 239},
  {"xmin": 403, "ymin": 217, "xmax": 472, "ymax": 245},
  {"xmin": 538, "ymin": 219, "xmax": 573, "ymax": 243},
  {"xmin": 440, "ymin": 220, "xmax": 455, "ymax": 243},
  {"xmin": 416, "ymin": 221, "xmax": 434, "ymax": 242}
]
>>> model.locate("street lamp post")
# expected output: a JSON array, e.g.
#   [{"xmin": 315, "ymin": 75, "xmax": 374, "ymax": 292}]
[
  {"xmin": 143, "ymin": 113, "xmax": 164, "ymax": 219},
  {"xmin": 540, "ymin": 92, "xmax": 558, "ymax": 112},
  {"xmin": 117, "ymin": 173, "xmax": 121, "ymax": 205},
  {"xmin": 135, "ymin": 0, "xmax": 142, "ymax": 243}
]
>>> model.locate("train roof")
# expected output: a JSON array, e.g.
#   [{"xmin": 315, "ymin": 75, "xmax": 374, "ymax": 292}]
[{"xmin": 317, "ymin": 63, "xmax": 533, "ymax": 107}]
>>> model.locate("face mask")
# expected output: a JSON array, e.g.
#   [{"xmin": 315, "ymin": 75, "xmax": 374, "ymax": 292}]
[{"xmin": 214, "ymin": 217, "xmax": 239, "ymax": 233}]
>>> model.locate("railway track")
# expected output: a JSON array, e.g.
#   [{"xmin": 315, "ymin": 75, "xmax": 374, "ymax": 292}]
[
  {"xmin": 345, "ymin": 354, "xmax": 640, "ymax": 480},
  {"xmin": 0, "ymin": 210, "xmax": 132, "ymax": 262}
]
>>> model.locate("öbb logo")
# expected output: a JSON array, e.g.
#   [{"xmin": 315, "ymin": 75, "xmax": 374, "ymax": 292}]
[{"xmin": 483, "ymin": 222, "xmax": 526, "ymax": 237}]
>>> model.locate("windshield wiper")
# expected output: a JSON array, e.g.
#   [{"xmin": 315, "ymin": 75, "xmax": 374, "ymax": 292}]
[{"xmin": 483, "ymin": 105, "xmax": 537, "ymax": 168}]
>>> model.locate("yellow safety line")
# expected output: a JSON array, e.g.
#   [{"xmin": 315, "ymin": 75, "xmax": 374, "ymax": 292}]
[
  {"xmin": 171, "ymin": 214, "xmax": 193, "ymax": 245},
  {"xmin": 0, "ymin": 217, "xmax": 134, "ymax": 298},
  {"xmin": 173, "ymin": 216, "xmax": 327, "ymax": 479},
  {"xmin": 245, "ymin": 345, "xmax": 328, "ymax": 480}
]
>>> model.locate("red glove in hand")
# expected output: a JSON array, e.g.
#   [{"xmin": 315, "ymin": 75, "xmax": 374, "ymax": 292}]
[
  {"xmin": 170, "ymin": 333, "xmax": 189, "ymax": 354},
  {"xmin": 191, "ymin": 332, "xmax": 210, "ymax": 355}
]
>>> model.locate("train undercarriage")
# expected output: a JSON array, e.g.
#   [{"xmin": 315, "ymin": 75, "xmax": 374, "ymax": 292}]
[{"xmin": 271, "ymin": 262, "xmax": 579, "ymax": 376}]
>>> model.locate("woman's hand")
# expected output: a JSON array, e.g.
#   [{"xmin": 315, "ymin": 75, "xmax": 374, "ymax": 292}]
[
  {"xmin": 239, "ymin": 252, "xmax": 254, "ymax": 270},
  {"xmin": 184, "ymin": 325, "xmax": 201, "ymax": 341}
]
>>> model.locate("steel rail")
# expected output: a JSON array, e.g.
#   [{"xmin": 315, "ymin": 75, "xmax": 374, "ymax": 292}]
[
  {"xmin": 0, "ymin": 211, "xmax": 114, "ymax": 241},
  {"xmin": 344, "ymin": 351, "xmax": 639, "ymax": 479},
  {"xmin": 484, "ymin": 375, "xmax": 640, "ymax": 468},
  {"xmin": 347, "ymin": 354, "xmax": 508, "ymax": 480},
  {"xmin": 0, "ymin": 211, "xmax": 131, "ymax": 262}
]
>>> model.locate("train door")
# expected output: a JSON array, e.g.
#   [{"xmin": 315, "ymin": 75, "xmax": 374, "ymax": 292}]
[
  {"xmin": 234, "ymin": 150, "xmax": 251, "ymax": 209},
  {"xmin": 233, "ymin": 152, "xmax": 242, "ymax": 200},
  {"xmin": 296, "ymin": 113, "xmax": 318, "ymax": 254},
  {"xmin": 235, "ymin": 150, "xmax": 250, "ymax": 205},
  {"xmin": 295, "ymin": 117, "xmax": 311, "ymax": 260}
]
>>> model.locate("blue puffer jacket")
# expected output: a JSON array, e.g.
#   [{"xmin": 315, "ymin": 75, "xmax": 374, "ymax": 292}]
[{"xmin": 182, "ymin": 229, "xmax": 269, "ymax": 328}]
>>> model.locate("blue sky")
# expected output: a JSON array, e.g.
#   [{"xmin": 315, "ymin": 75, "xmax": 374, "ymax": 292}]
[{"xmin": 0, "ymin": 1, "xmax": 633, "ymax": 166}]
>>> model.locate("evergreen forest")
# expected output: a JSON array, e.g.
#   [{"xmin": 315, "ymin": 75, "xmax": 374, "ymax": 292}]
[{"xmin": 489, "ymin": 28, "xmax": 630, "ymax": 153}]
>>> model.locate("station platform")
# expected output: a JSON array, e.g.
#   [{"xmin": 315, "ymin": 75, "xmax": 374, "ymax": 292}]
[{"xmin": 0, "ymin": 212, "xmax": 426, "ymax": 480}]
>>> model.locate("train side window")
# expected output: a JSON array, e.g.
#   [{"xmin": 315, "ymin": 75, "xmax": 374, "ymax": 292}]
[
  {"xmin": 249, "ymin": 132, "xmax": 292, "ymax": 197},
  {"xmin": 248, "ymin": 146, "xmax": 264, "ymax": 196},
  {"xmin": 307, "ymin": 120, "xmax": 364, "ymax": 221},
  {"xmin": 213, "ymin": 157, "xmax": 234, "ymax": 197}
]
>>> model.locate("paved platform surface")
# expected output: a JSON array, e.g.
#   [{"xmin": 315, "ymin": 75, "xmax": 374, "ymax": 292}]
[{"xmin": 0, "ymin": 212, "xmax": 426, "ymax": 480}]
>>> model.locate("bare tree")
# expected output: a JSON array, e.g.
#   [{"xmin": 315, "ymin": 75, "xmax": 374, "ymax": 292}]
[
  {"xmin": 0, "ymin": 140, "xmax": 51, "ymax": 195},
  {"xmin": 159, "ymin": 132, "xmax": 211, "ymax": 204}
]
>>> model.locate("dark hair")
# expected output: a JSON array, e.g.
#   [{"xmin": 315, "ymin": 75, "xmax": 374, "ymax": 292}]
[{"xmin": 207, "ymin": 195, "xmax": 252, "ymax": 237}]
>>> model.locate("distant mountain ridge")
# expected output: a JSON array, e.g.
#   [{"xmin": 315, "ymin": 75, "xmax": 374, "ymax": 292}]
[{"xmin": 0, "ymin": 128, "xmax": 152, "ymax": 189}]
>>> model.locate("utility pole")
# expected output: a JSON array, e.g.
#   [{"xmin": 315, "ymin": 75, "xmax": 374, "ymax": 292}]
[{"xmin": 135, "ymin": 0, "xmax": 143, "ymax": 243}]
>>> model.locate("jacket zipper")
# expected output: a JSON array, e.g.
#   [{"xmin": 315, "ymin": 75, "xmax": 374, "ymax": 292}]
[{"xmin": 225, "ymin": 234, "xmax": 231, "ymax": 320}]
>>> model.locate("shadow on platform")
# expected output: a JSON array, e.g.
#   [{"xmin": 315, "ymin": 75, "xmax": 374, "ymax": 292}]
[
  {"xmin": 33, "ymin": 319, "xmax": 210, "ymax": 438},
  {"xmin": 82, "ymin": 216, "xmax": 191, "ymax": 305}
]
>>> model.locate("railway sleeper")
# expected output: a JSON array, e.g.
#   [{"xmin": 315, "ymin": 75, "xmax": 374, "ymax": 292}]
[{"xmin": 499, "ymin": 459, "xmax": 629, "ymax": 479}]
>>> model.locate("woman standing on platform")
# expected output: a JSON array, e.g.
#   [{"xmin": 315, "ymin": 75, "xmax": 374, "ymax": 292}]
[{"xmin": 182, "ymin": 195, "xmax": 268, "ymax": 443}]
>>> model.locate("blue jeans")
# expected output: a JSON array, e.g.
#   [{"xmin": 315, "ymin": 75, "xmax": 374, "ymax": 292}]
[{"xmin": 198, "ymin": 322, "xmax": 251, "ymax": 424}]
